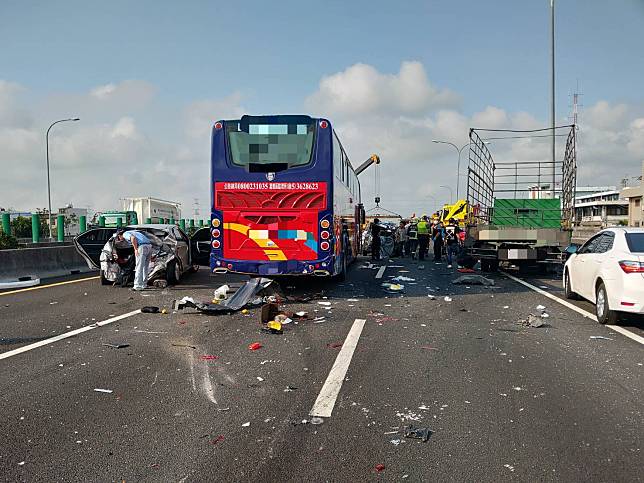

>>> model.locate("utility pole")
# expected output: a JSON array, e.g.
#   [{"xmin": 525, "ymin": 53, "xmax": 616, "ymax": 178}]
[{"xmin": 550, "ymin": 0, "xmax": 556, "ymax": 199}]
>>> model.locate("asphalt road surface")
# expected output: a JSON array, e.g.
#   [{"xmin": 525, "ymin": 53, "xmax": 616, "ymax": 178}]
[{"xmin": 1, "ymin": 257, "xmax": 642, "ymax": 482}]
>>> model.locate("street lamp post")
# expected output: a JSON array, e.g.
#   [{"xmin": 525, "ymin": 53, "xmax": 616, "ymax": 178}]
[
  {"xmin": 46, "ymin": 118, "xmax": 80, "ymax": 239},
  {"xmin": 439, "ymin": 185, "xmax": 454, "ymax": 205},
  {"xmin": 432, "ymin": 140, "xmax": 492, "ymax": 200}
]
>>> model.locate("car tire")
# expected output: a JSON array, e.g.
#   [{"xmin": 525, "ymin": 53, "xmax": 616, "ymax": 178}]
[
  {"xmin": 100, "ymin": 270, "xmax": 111, "ymax": 286},
  {"xmin": 564, "ymin": 270, "xmax": 578, "ymax": 300},
  {"xmin": 595, "ymin": 283, "xmax": 619, "ymax": 325},
  {"xmin": 166, "ymin": 259, "xmax": 181, "ymax": 285}
]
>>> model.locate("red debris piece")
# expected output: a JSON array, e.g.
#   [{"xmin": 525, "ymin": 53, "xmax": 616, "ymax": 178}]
[
  {"xmin": 179, "ymin": 320, "xmax": 187, "ymax": 325},
  {"xmin": 457, "ymin": 268, "xmax": 475, "ymax": 273},
  {"xmin": 249, "ymin": 342, "xmax": 263, "ymax": 351},
  {"xmin": 200, "ymin": 355, "xmax": 219, "ymax": 360},
  {"xmin": 375, "ymin": 463, "xmax": 385, "ymax": 472},
  {"xmin": 210, "ymin": 435, "xmax": 225, "ymax": 445},
  {"xmin": 326, "ymin": 342, "xmax": 343, "ymax": 349}
]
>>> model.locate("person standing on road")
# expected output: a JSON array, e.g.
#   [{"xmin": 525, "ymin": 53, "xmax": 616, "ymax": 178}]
[
  {"xmin": 396, "ymin": 220, "xmax": 408, "ymax": 257},
  {"xmin": 370, "ymin": 218, "xmax": 382, "ymax": 261},
  {"xmin": 416, "ymin": 216, "xmax": 430, "ymax": 261},
  {"xmin": 445, "ymin": 219, "xmax": 462, "ymax": 268},
  {"xmin": 406, "ymin": 218, "xmax": 418, "ymax": 260},
  {"xmin": 432, "ymin": 220, "xmax": 445, "ymax": 262},
  {"xmin": 116, "ymin": 229, "xmax": 153, "ymax": 290}
]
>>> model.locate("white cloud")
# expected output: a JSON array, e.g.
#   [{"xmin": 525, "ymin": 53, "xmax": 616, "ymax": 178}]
[
  {"xmin": 1, "ymin": 65, "xmax": 643, "ymax": 220},
  {"xmin": 305, "ymin": 61, "xmax": 460, "ymax": 119},
  {"xmin": 303, "ymin": 63, "xmax": 644, "ymax": 215}
]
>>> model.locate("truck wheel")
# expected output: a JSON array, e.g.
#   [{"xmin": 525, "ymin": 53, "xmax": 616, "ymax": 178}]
[
  {"xmin": 480, "ymin": 259, "xmax": 490, "ymax": 272},
  {"xmin": 489, "ymin": 260, "xmax": 499, "ymax": 272}
]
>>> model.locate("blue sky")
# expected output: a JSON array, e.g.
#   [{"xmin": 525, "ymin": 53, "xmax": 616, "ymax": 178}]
[
  {"xmin": 1, "ymin": 0, "xmax": 644, "ymax": 213},
  {"xmin": 3, "ymin": 0, "xmax": 643, "ymax": 117}
]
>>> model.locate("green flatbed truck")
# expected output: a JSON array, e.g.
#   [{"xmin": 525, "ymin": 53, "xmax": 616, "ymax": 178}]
[{"xmin": 465, "ymin": 125, "xmax": 577, "ymax": 272}]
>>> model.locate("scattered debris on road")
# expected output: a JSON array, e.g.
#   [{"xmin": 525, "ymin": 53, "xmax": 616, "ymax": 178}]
[
  {"xmin": 452, "ymin": 275, "xmax": 495, "ymax": 286},
  {"xmin": 174, "ymin": 278, "xmax": 276, "ymax": 314},
  {"xmin": 210, "ymin": 435, "xmax": 225, "ymax": 445},
  {"xmin": 392, "ymin": 276, "xmax": 415, "ymax": 282},
  {"xmin": 93, "ymin": 388, "xmax": 113, "ymax": 393},
  {"xmin": 375, "ymin": 464, "xmax": 386, "ymax": 472},
  {"xmin": 141, "ymin": 306, "xmax": 160, "ymax": 313},
  {"xmin": 404, "ymin": 425, "xmax": 432, "ymax": 442},
  {"xmin": 102, "ymin": 342, "xmax": 129, "ymax": 349},
  {"xmin": 200, "ymin": 355, "xmax": 219, "ymax": 360},
  {"xmin": 248, "ymin": 342, "xmax": 263, "ymax": 351},
  {"xmin": 382, "ymin": 282, "xmax": 404, "ymax": 292},
  {"xmin": 443, "ymin": 296, "xmax": 452, "ymax": 302},
  {"xmin": 518, "ymin": 314, "xmax": 545, "ymax": 328},
  {"xmin": 590, "ymin": 335, "xmax": 613, "ymax": 340}
]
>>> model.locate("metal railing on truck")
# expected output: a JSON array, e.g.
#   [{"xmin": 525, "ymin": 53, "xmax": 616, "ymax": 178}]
[{"xmin": 466, "ymin": 124, "xmax": 577, "ymax": 230}]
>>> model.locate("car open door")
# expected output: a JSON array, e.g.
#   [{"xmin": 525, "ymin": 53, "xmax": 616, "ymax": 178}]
[
  {"xmin": 73, "ymin": 228, "xmax": 116, "ymax": 268},
  {"xmin": 190, "ymin": 227, "xmax": 211, "ymax": 266}
]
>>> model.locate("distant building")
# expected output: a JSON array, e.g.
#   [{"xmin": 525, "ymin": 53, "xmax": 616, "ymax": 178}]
[
  {"xmin": 574, "ymin": 190, "xmax": 628, "ymax": 227},
  {"xmin": 52, "ymin": 204, "xmax": 88, "ymax": 235},
  {"xmin": 528, "ymin": 184, "xmax": 617, "ymax": 200},
  {"xmin": 620, "ymin": 161, "xmax": 644, "ymax": 227}
]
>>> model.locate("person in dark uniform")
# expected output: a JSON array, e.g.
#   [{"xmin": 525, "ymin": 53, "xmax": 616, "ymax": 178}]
[
  {"xmin": 370, "ymin": 218, "xmax": 382, "ymax": 261},
  {"xmin": 432, "ymin": 220, "xmax": 445, "ymax": 262},
  {"xmin": 444, "ymin": 219, "xmax": 462, "ymax": 268}
]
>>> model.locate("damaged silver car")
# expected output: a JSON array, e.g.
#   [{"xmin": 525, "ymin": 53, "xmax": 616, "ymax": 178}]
[{"xmin": 74, "ymin": 224, "xmax": 211, "ymax": 286}]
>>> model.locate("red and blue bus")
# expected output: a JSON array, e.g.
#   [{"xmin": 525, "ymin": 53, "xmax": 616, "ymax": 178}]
[{"xmin": 209, "ymin": 114, "xmax": 365, "ymax": 277}]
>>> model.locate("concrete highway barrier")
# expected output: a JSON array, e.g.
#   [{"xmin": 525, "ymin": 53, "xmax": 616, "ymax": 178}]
[{"xmin": 0, "ymin": 245, "xmax": 94, "ymax": 283}]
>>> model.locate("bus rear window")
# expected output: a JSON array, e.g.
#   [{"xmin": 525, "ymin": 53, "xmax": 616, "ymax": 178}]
[
  {"xmin": 625, "ymin": 233, "xmax": 644, "ymax": 252},
  {"xmin": 227, "ymin": 120, "xmax": 315, "ymax": 170}
]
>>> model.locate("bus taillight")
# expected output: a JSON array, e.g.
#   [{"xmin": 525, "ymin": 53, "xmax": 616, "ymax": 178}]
[
  {"xmin": 320, "ymin": 219, "xmax": 330, "ymax": 229},
  {"xmin": 211, "ymin": 218, "xmax": 221, "ymax": 228},
  {"xmin": 320, "ymin": 231, "xmax": 330, "ymax": 240},
  {"xmin": 319, "ymin": 120, "xmax": 328, "ymax": 129},
  {"xmin": 320, "ymin": 241, "xmax": 330, "ymax": 251},
  {"xmin": 211, "ymin": 229, "xmax": 220, "ymax": 238},
  {"xmin": 212, "ymin": 240, "xmax": 221, "ymax": 249},
  {"xmin": 214, "ymin": 122, "xmax": 223, "ymax": 130}
]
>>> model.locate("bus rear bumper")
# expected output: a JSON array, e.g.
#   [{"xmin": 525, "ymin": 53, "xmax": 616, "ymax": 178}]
[{"xmin": 210, "ymin": 255, "xmax": 336, "ymax": 276}]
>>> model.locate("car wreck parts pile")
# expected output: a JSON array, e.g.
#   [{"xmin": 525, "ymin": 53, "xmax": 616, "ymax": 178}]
[{"xmin": 174, "ymin": 277, "xmax": 314, "ymax": 333}]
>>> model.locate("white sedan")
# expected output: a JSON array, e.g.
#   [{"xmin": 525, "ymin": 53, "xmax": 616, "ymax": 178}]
[{"xmin": 564, "ymin": 228, "xmax": 644, "ymax": 324}]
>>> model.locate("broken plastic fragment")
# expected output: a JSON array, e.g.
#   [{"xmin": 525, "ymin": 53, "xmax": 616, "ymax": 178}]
[
  {"xmin": 310, "ymin": 417, "xmax": 324, "ymax": 425},
  {"xmin": 404, "ymin": 424, "xmax": 432, "ymax": 442},
  {"xmin": 93, "ymin": 388, "xmax": 113, "ymax": 393},
  {"xmin": 248, "ymin": 342, "xmax": 263, "ymax": 351},
  {"xmin": 375, "ymin": 464, "xmax": 385, "ymax": 472},
  {"xmin": 536, "ymin": 304, "xmax": 546, "ymax": 310},
  {"xmin": 200, "ymin": 355, "xmax": 219, "ymax": 361},
  {"xmin": 241, "ymin": 422, "xmax": 250, "ymax": 427},
  {"xmin": 589, "ymin": 335, "xmax": 613, "ymax": 340},
  {"xmin": 443, "ymin": 296, "xmax": 452, "ymax": 302}
]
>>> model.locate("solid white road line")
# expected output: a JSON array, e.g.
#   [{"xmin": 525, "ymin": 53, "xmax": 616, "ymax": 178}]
[
  {"xmin": 310, "ymin": 318, "xmax": 366, "ymax": 418},
  {"xmin": 0, "ymin": 309, "xmax": 141, "ymax": 361},
  {"xmin": 375, "ymin": 266, "xmax": 386, "ymax": 279},
  {"xmin": 502, "ymin": 272, "xmax": 644, "ymax": 346}
]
